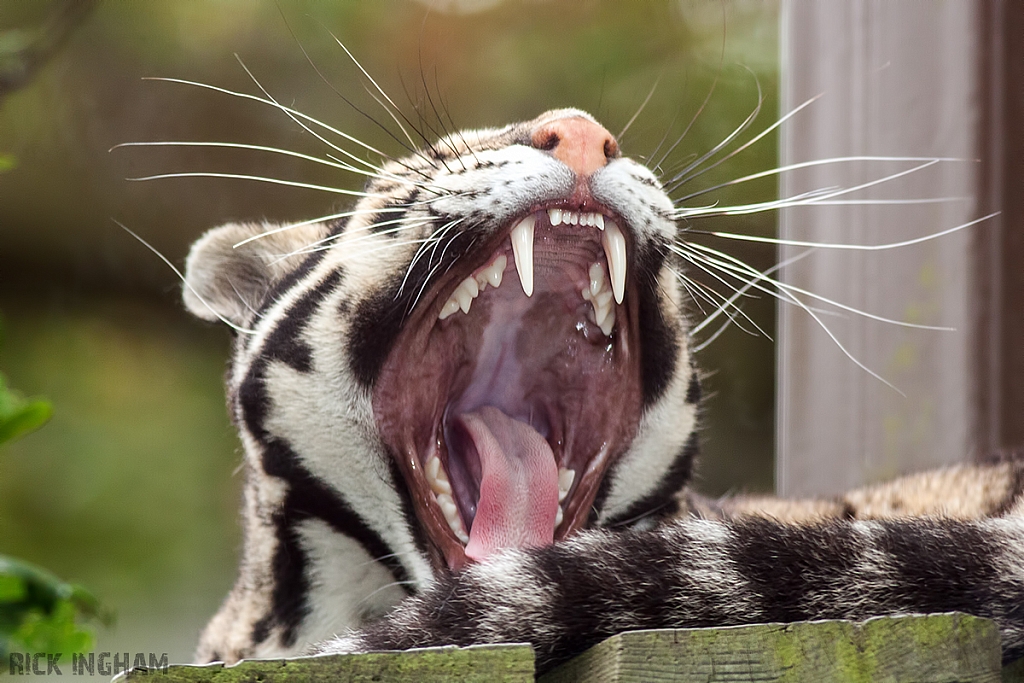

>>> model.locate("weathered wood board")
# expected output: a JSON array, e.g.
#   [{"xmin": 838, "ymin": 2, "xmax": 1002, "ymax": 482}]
[
  {"xmin": 120, "ymin": 613, "xmax": 1020, "ymax": 682},
  {"xmin": 543, "ymin": 613, "xmax": 1002, "ymax": 683},
  {"xmin": 118, "ymin": 642, "xmax": 535, "ymax": 682}
]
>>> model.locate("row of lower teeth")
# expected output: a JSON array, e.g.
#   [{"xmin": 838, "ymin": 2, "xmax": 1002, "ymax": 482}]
[
  {"xmin": 424, "ymin": 454, "xmax": 577, "ymax": 544},
  {"xmin": 426, "ymin": 455, "xmax": 469, "ymax": 543}
]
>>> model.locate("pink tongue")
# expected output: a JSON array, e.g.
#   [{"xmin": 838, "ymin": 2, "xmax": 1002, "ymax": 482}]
[{"xmin": 458, "ymin": 406, "xmax": 559, "ymax": 562}]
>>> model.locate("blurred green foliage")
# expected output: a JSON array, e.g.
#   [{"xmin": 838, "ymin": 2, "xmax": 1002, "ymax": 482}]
[
  {"xmin": 0, "ymin": 374, "xmax": 51, "ymax": 446},
  {"xmin": 0, "ymin": 323, "xmax": 104, "ymax": 659},
  {"xmin": 0, "ymin": 555, "xmax": 103, "ymax": 659}
]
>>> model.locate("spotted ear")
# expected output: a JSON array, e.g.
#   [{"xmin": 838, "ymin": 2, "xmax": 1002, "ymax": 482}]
[{"xmin": 182, "ymin": 221, "xmax": 332, "ymax": 327}]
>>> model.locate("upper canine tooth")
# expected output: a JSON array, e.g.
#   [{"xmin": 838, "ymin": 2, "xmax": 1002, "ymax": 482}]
[
  {"xmin": 602, "ymin": 218, "xmax": 627, "ymax": 304},
  {"xmin": 510, "ymin": 214, "xmax": 536, "ymax": 297},
  {"xmin": 548, "ymin": 208, "xmax": 563, "ymax": 226}
]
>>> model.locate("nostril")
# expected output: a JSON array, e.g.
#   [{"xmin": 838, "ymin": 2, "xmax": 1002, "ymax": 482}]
[
  {"xmin": 603, "ymin": 138, "xmax": 619, "ymax": 159},
  {"xmin": 539, "ymin": 133, "xmax": 560, "ymax": 152}
]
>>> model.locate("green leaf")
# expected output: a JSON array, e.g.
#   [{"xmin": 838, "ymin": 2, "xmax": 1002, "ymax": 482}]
[
  {"xmin": 0, "ymin": 399, "xmax": 53, "ymax": 445},
  {"xmin": 0, "ymin": 574, "xmax": 26, "ymax": 603},
  {"xmin": 0, "ymin": 154, "xmax": 16, "ymax": 173},
  {"xmin": 0, "ymin": 557, "xmax": 104, "ymax": 657}
]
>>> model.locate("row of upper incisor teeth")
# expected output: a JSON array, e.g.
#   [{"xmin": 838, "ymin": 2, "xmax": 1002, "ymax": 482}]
[
  {"xmin": 511, "ymin": 212, "xmax": 627, "ymax": 304},
  {"xmin": 549, "ymin": 209, "xmax": 604, "ymax": 229},
  {"xmin": 425, "ymin": 455, "xmax": 577, "ymax": 542},
  {"xmin": 438, "ymin": 255, "xmax": 508, "ymax": 320}
]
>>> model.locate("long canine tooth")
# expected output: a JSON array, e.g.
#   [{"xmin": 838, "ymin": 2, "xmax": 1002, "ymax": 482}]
[
  {"xmin": 602, "ymin": 218, "xmax": 627, "ymax": 304},
  {"xmin": 510, "ymin": 214, "xmax": 536, "ymax": 296}
]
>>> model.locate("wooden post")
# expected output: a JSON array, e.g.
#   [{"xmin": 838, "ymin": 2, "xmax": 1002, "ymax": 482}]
[{"xmin": 776, "ymin": 1, "xmax": 987, "ymax": 496}]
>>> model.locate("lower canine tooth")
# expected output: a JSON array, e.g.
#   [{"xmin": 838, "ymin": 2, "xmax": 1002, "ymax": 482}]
[
  {"xmin": 554, "ymin": 506, "xmax": 564, "ymax": 527},
  {"xmin": 510, "ymin": 214, "xmax": 536, "ymax": 297}
]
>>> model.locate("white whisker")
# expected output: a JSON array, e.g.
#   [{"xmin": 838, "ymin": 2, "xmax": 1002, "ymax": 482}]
[
  {"xmin": 700, "ymin": 211, "xmax": 996, "ymax": 251},
  {"xmin": 325, "ymin": 29, "xmax": 419, "ymax": 153},
  {"xmin": 682, "ymin": 240, "xmax": 957, "ymax": 331},
  {"xmin": 688, "ymin": 248, "xmax": 814, "ymax": 338},
  {"xmin": 143, "ymin": 76, "xmax": 389, "ymax": 164},
  {"xmin": 670, "ymin": 249, "xmax": 770, "ymax": 339},
  {"xmin": 113, "ymin": 220, "xmax": 256, "ymax": 335},
  {"xmin": 668, "ymin": 92, "xmax": 822, "ymax": 191},
  {"xmin": 673, "ymin": 155, "xmax": 968, "ymax": 204},
  {"xmin": 665, "ymin": 78, "xmax": 764, "ymax": 187},
  {"xmin": 674, "ymin": 159, "xmax": 945, "ymax": 218},
  {"xmin": 126, "ymin": 171, "xmax": 383, "ymax": 198},
  {"xmin": 231, "ymin": 208, "xmax": 409, "ymax": 248}
]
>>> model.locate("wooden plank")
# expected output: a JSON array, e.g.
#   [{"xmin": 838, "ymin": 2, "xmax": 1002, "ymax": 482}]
[
  {"xmin": 541, "ymin": 613, "xmax": 1001, "ymax": 683},
  {"xmin": 118, "ymin": 643, "xmax": 535, "ymax": 683},
  {"xmin": 974, "ymin": 0, "xmax": 1024, "ymax": 456},
  {"xmin": 776, "ymin": 0, "xmax": 982, "ymax": 496}
]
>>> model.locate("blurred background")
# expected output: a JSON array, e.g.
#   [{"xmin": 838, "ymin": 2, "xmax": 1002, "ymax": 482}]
[{"xmin": 0, "ymin": 0, "xmax": 782, "ymax": 666}]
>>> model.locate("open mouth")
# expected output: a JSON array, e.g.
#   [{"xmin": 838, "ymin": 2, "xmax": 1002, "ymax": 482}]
[{"xmin": 373, "ymin": 204, "xmax": 643, "ymax": 571}]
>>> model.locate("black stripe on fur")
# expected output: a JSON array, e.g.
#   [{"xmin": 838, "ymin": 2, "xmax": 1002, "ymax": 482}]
[
  {"xmin": 634, "ymin": 240, "xmax": 679, "ymax": 408},
  {"xmin": 601, "ymin": 430, "xmax": 699, "ymax": 529}
]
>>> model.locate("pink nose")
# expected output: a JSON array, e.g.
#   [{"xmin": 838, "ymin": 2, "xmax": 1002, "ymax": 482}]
[{"xmin": 531, "ymin": 116, "xmax": 619, "ymax": 176}]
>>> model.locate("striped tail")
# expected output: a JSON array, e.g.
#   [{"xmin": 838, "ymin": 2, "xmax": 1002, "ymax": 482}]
[{"xmin": 323, "ymin": 516, "xmax": 1024, "ymax": 674}]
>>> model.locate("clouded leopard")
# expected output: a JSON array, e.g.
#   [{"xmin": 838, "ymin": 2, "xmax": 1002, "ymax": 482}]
[{"xmin": 180, "ymin": 107, "xmax": 1024, "ymax": 673}]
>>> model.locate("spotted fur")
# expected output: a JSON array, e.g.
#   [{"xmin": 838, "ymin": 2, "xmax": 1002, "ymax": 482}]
[{"xmin": 183, "ymin": 109, "xmax": 1024, "ymax": 671}]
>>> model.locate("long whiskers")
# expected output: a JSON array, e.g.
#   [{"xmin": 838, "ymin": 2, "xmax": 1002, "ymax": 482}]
[{"xmin": 113, "ymin": 220, "xmax": 257, "ymax": 335}]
